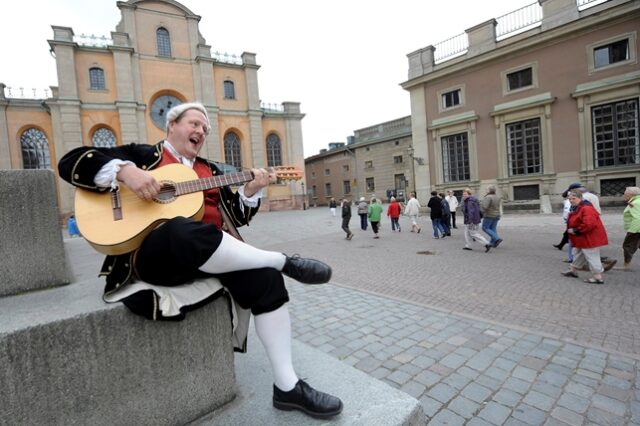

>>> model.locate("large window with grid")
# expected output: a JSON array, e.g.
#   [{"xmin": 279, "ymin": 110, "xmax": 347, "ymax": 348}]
[
  {"xmin": 92, "ymin": 127, "xmax": 116, "ymax": 147},
  {"xmin": 223, "ymin": 131, "xmax": 242, "ymax": 169},
  {"xmin": 343, "ymin": 180, "xmax": 351, "ymax": 194},
  {"xmin": 20, "ymin": 128, "xmax": 51, "ymax": 169},
  {"xmin": 89, "ymin": 68, "xmax": 105, "ymax": 90},
  {"xmin": 223, "ymin": 80, "xmax": 235, "ymax": 99},
  {"xmin": 441, "ymin": 132, "xmax": 470, "ymax": 182},
  {"xmin": 366, "ymin": 177, "xmax": 375, "ymax": 192},
  {"xmin": 592, "ymin": 98, "xmax": 639, "ymax": 168},
  {"xmin": 156, "ymin": 27, "xmax": 172, "ymax": 57},
  {"xmin": 266, "ymin": 133, "xmax": 282, "ymax": 166},
  {"xmin": 506, "ymin": 118, "xmax": 542, "ymax": 176}
]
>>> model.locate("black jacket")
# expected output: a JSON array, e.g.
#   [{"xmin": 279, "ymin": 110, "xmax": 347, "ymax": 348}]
[{"xmin": 58, "ymin": 142, "xmax": 259, "ymax": 320}]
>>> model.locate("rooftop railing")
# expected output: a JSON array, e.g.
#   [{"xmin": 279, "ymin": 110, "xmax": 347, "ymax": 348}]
[
  {"xmin": 261, "ymin": 102, "xmax": 284, "ymax": 113},
  {"xmin": 495, "ymin": 2, "xmax": 542, "ymax": 40},
  {"xmin": 3, "ymin": 86, "xmax": 52, "ymax": 99},
  {"xmin": 432, "ymin": 0, "xmax": 610, "ymax": 64},
  {"xmin": 74, "ymin": 33, "xmax": 112, "ymax": 48},
  {"xmin": 213, "ymin": 51, "xmax": 243, "ymax": 65}
]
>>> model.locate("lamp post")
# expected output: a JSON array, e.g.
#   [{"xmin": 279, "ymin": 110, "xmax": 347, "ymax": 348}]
[
  {"xmin": 407, "ymin": 145, "xmax": 416, "ymax": 195},
  {"xmin": 301, "ymin": 181, "xmax": 306, "ymax": 210}
]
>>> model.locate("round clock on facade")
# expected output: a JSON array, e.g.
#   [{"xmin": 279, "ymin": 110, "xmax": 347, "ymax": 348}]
[{"xmin": 150, "ymin": 95, "xmax": 182, "ymax": 129}]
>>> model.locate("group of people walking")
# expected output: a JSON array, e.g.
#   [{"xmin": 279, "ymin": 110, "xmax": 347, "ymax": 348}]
[{"xmin": 334, "ymin": 183, "xmax": 639, "ymax": 282}]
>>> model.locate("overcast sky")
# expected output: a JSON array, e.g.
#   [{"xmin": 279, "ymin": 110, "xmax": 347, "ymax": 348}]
[{"xmin": 1, "ymin": 0, "xmax": 535, "ymax": 157}]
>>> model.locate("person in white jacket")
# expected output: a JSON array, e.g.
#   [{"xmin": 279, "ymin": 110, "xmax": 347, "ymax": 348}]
[
  {"xmin": 404, "ymin": 192, "xmax": 422, "ymax": 233},
  {"xmin": 445, "ymin": 190, "xmax": 459, "ymax": 229}
]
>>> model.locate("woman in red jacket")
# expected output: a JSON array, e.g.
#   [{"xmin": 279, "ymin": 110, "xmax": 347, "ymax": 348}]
[{"xmin": 561, "ymin": 189, "xmax": 608, "ymax": 284}]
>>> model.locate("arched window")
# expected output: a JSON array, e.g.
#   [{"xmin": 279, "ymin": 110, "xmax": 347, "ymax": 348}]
[
  {"xmin": 266, "ymin": 133, "xmax": 282, "ymax": 166},
  {"xmin": 20, "ymin": 128, "xmax": 51, "ymax": 169},
  {"xmin": 156, "ymin": 27, "xmax": 172, "ymax": 57},
  {"xmin": 92, "ymin": 127, "xmax": 116, "ymax": 147},
  {"xmin": 224, "ymin": 131, "xmax": 242, "ymax": 169},
  {"xmin": 89, "ymin": 67, "xmax": 106, "ymax": 90},
  {"xmin": 223, "ymin": 80, "xmax": 235, "ymax": 99}
]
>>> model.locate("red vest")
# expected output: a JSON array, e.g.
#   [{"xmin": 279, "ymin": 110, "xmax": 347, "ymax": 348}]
[{"xmin": 156, "ymin": 151, "xmax": 223, "ymax": 228}]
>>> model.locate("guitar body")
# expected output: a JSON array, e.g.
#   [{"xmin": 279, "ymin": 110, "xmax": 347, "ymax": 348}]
[{"xmin": 75, "ymin": 164, "xmax": 205, "ymax": 255}]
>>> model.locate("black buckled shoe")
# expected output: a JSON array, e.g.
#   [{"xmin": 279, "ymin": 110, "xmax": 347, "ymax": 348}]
[
  {"xmin": 273, "ymin": 380, "xmax": 343, "ymax": 419},
  {"xmin": 282, "ymin": 255, "xmax": 332, "ymax": 284}
]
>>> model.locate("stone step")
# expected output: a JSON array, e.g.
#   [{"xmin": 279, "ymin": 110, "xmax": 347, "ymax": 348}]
[
  {"xmin": 0, "ymin": 278, "xmax": 235, "ymax": 426},
  {"xmin": 191, "ymin": 327, "xmax": 426, "ymax": 425}
]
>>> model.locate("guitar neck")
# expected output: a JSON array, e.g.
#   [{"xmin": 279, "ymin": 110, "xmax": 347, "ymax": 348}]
[{"xmin": 175, "ymin": 170, "xmax": 254, "ymax": 195}]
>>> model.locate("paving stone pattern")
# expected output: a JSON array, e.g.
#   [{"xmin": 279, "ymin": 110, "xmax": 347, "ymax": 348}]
[{"xmin": 65, "ymin": 206, "xmax": 640, "ymax": 425}]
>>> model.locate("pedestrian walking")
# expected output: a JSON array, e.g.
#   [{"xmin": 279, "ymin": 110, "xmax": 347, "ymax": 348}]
[
  {"xmin": 461, "ymin": 188, "xmax": 492, "ymax": 252},
  {"xmin": 329, "ymin": 198, "xmax": 337, "ymax": 217},
  {"xmin": 439, "ymin": 193, "xmax": 451, "ymax": 236},
  {"xmin": 427, "ymin": 191, "xmax": 447, "ymax": 239},
  {"xmin": 445, "ymin": 190, "xmax": 459, "ymax": 229},
  {"xmin": 561, "ymin": 189, "xmax": 608, "ymax": 284},
  {"xmin": 341, "ymin": 198, "xmax": 353, "ymax": 240},
  {"xmin": 357, "ymin": 197, "xmax": 369, "ymax": 231},
  {"xmin": 387, "ymin": 197, "xmax": 402, "ymax": 232},
  {"xmin": 480, "ymin": 186, "xmax": 503, "ymax": 247},
  {"xmin": 368, "ymin": 198, "xmax": 383, "ymax": 239},
  {"xmin": 616, "ymin": 186, "xmax": 640, "ymax": 271},
  {"xmin": 404, "ymin": 192, "xmax": 422, "ymax": 233}
]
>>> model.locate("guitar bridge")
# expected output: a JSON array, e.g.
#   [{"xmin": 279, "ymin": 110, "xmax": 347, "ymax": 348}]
[{"xmin": 111, "ymin": 188, "xmax": 123, "ymax": 221}]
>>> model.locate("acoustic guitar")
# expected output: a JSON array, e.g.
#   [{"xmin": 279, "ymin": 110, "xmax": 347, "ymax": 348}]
[{"xmin": 74, "ymin": 163, "xmax": 302, "ymax": 255}]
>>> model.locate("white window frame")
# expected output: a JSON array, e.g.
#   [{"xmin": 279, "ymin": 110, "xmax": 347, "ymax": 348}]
[
  {"xmin": 586, "ymin": 31, "xmax": 637, "ymax": 75},
  {"xmin": 437, "ymin": 84, "xmax": 465, "ymax": 112},
  {"xmin": 501, "ymin": 62, "xmax": 538, "ymax": 96}
]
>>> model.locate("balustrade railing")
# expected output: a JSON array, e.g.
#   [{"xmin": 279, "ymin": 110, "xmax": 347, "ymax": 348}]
[
  {"xmin": 261, "ymin": 102, "xmax": 284, "ymax": 113},
  {"xmin": 213, "ymin": 51, "xmax": 242, "ymax": 65},
  {"xmin": 74, "ymin": 33, "xmax": 112, "ymax": 48},
  {"xmin": 496, "ymin": 2, "xmax": 542, "ymax": 40},
  {"xmin": 577, "ymin": 0, "xmax": 610, "ymax": 10},
  {"xmin": 434, "ymin": 32, "xmax": 468, "ymax": 63},
  {"xmin": 4, "ymin": 87, "xmax": 52, "ymax": 99}
]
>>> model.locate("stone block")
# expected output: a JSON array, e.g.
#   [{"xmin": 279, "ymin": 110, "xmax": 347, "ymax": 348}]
[
  {"xmin": 0, "ymin": 279, "xmax": 235, "ymax": 425},
  {"xmin": 0, "ymin": 170, "xmax": 68, "ymax": 296}
]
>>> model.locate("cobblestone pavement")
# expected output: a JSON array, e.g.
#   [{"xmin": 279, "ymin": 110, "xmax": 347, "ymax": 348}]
[{"xmin": 65, "ymin": 206, "xmax": 640, "ymax": 425}]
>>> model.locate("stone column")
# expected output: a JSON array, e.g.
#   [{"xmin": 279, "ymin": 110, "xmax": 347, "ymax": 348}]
[
  {"xmin": 408, "ymin": 87, "xmax": 431, "ymax": 197},
  {"xmin": 466, "ymin": 19, "xmax": 497, "ymax": 57},
  {"xmin": 242, "ymin": 52, "xmax": 265, "ymax": 168},
  {"xmin": 407, "ymin": 46, "xmax": 435, "ymax": 80},
  {"xmin": 539, "ymin": 0, "xmax": 579, "ymax": 31},
  {"xmin": 0, "ymin": 84, "xmax": 10, "ymax": 169},
  {"xmin": 110, "ymin": 32, "xmax": 142, "ymax": 144}
]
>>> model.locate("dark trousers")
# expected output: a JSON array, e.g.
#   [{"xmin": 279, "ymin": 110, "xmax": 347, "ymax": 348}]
[
  {"xmin": 342, "ymin": 217, "xmax": 351, "ymax": 236},
  {"xmin": 135, "ymin": 217, "xmax": 289, "ymax": 315},
  {"xmin": 623, "ymin": 232, "xmax": 640, "ymax": 263},
  {"xmin": 390, "ymin": 217, "xmax": 400, "ymax": 231},
  {"xmin": 371, "ymin": 221, "xmax": 380, "ymax": 234},
  {"xmin": 359, "ymin": 213, "xmax": 368, "ymax": 230},
  {"xmin": 450, "ymin": 212, "xmax": 457, "ymax": 228}
]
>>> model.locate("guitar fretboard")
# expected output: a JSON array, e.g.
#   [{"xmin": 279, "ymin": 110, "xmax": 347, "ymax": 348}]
[{"xmin": 174, "ymin": 170, "xmax": 254, "ymax": 195}]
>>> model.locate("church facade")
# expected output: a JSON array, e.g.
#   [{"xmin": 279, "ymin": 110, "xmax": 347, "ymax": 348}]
[{"xmin": 0, "ymin": 0, "xmax": 306, "ymax": 218}]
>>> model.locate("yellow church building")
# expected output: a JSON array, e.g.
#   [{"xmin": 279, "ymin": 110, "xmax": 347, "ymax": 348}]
[{"xmin": 0, "ymin": 0, "xmax": 307, "ymax": 219}]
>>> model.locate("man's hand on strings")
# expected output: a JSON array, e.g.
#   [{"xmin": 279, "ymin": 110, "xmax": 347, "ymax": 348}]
[
  {"xmin": 244, "ymin": 168, "xmax": 271, "ymax": 197},
  {"xmin": 117, "ymin": 164, "xmax": 162, "ymax": 200}
]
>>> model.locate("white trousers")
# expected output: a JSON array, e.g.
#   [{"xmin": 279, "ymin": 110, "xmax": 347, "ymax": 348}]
[
  {"xmin": 571, "ymin": 247, "xmax": 603, "ymax": 273},
  {"xmin": 464, "ymin": 223, "xmax": 490, "ymax": 247}
]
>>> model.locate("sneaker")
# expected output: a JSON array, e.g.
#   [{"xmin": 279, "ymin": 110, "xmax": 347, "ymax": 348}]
[
  {"xmin": 484, "ymin": 244, "xmax": 491, "ymax": 253},
  {"xmin": 273, "ymin": 380, "xmax": 343, "ymax": 419},
  {"xmin": 493, "ymin": 239, "xmax": 503, "ymax": 248},
  {"xmin": 463, "ymin": 247, "xmax": 473, "ymax": 251},
  {"xmin": 346, "ymin": 233, "xmax": 353, "ymax": 240}
]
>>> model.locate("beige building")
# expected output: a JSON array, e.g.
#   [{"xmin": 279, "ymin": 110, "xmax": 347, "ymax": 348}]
[
  {"xmin": 0, "ymin": 0, "xmax": 307, "ymax": 218},
  {"xmin": 305, "ymin": 116, "xmax": 413, "ymax": 206},
  {"xmin": 402, "ymin": 0, "xmax": 639, "ymax": 210}
]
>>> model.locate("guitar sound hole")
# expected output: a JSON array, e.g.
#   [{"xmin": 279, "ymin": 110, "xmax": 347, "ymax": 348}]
[{"xmin": 154, "ymin": 181, "xmax": 177, "ymax": 204}]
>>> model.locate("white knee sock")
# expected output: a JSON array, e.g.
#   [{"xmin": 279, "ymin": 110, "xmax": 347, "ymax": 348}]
[
  {"xmin": 198, "ymin": 232, "xmax": 286, "ymax": 274},
  {"xmin": 254, "ymin": 305, "xmax": 298, "ymax": 391}
]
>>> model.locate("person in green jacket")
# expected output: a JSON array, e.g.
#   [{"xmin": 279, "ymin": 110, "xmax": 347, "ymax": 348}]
[
  {"xmin": 619, "ymin": 186, "xmax": 640, "ymax": 271},
  {"xmin": 368, "ymin": 197, "xmax": 384, "ymax": 239}
]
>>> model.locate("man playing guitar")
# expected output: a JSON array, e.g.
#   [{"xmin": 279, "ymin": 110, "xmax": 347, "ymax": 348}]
[{"xmin": 58, "ymin": 102, "xmax": 343, "ymax": 419}]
